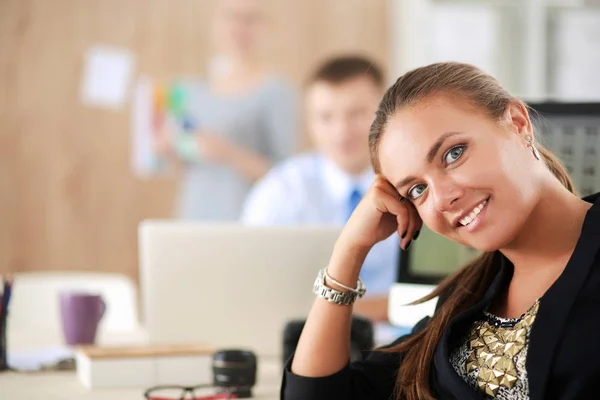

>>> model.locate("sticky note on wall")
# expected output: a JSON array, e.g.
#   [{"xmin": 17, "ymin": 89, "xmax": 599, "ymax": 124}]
[{"xmin": 80, "ymin": 45, "xmax": 136, "ymax": 110}]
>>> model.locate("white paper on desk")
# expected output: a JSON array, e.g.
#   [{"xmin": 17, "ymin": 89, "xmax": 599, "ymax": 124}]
[
  {"xmin": 8, "ymin": 346, "xmax": 74, "ymax": 371},
  {"xmin": 553, "ymin": 10, "xmax": 600, "ymax": 101},
  {"xmin": 80, "ymin": 45, "xmax": 135, "ymax": 110},
  {"xmin": 388, "ymin": 283, "xmax": 438, "ymax": 328},
  {"xmin": 428, "ymin": 4, "xmax": 499, "ymax": 76}
]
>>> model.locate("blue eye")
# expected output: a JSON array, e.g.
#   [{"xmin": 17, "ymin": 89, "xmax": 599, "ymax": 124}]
[
  {"xmin": 445, "ymin": 145, "xmax": 464, "ymax": 164},
  {"xmin": 408, "ymin": 184, "xmax": 427, "ymax": 200}
]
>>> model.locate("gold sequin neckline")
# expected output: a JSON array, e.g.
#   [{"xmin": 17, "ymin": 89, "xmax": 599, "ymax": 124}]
[{"xmin": 466, "ymin": 300, "xmax": 540, "ymax": 397}]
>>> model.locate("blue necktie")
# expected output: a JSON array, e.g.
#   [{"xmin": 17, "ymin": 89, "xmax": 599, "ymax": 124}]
[
  {"xmin": 347, "ymin": 187, "xmax": 374, "ymax": 287},
  {"xmin": 346, "ymin": 187, "xmax": 363, "ymax": 221}
]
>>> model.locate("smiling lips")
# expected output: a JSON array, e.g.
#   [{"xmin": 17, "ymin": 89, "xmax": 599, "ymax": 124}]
[{"xmin": 458, "ymin": 199, "xmax": 488, "ymax": 227}]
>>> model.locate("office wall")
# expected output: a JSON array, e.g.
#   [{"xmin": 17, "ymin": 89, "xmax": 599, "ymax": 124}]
[{"xmin": 0, "ymin": 0, "xmax": 389, "ymax": 281}]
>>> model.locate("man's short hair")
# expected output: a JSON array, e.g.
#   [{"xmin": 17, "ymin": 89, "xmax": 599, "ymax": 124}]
[{"xmin": 308, "ymin": 55, "xmax": 385, "ymax": 89}]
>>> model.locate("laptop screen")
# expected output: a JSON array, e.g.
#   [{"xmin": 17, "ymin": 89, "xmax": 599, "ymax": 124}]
[{"xmin": 397, "ymin": 228, "xmax": 480, "ymax": 285}]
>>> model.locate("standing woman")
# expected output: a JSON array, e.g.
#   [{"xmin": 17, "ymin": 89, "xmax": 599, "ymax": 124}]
[
  {"xmin": 283, "ymin": 62, "xmax": 600, "ymax": 400},
  {"xmin": 168, "ymin": 0, "xmax": 297, "ymax": 221}
]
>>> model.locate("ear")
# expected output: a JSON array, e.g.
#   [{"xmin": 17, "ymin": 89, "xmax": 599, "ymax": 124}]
[{"xmin": 503, "ymin": 101, "xmax": 533, "ymax": 141}]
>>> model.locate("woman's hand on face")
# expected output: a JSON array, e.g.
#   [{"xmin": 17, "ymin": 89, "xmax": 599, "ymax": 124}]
[{"xmin": 340, "ymin": 174, "xmax": 422, "ymax": 252}]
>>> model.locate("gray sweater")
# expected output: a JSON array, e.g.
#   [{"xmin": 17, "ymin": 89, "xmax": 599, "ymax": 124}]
[{"xmin": 176, "ymin": 76, "xmax": 297, "ymax": 220}]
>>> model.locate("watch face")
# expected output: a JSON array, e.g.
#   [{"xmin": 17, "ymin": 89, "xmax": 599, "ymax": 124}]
[{"xmin": 313, "ymin": 269, "xmax": 359, "ymax": 305}]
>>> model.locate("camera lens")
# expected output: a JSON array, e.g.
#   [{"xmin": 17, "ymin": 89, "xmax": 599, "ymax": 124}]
[{"xmin": 212, "ymin": 349, "xmax": 257, "ymax": 398}]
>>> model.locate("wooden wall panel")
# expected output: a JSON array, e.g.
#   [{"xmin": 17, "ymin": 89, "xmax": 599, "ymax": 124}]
[
  {"xmin": 270, "ymin": 0, "xmax": 390, "ymax": 87},
  {"xmin": 0, "ymin": 0, "xmax": 390, "ymax": 282}
]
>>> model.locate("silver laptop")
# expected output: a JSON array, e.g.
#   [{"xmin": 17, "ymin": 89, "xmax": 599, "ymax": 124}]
[{"xmin": 138, "ymin": 222, "xmax": 342, "ymax": 357}]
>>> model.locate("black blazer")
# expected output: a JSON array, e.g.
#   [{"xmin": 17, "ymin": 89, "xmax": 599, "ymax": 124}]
[{"xmin": 282, "ymin": 193, "xmax": 600, "ymax": 400}]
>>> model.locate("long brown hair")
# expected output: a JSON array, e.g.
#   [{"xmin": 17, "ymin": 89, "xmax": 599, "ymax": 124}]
[{"xmin": 368, "ymin": 62, "xmax": 575, "ymax": 400}]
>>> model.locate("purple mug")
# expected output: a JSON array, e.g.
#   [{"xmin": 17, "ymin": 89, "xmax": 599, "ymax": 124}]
[{"xmin": 59, "ymin": 292, "xmax": 106, "ymax": 346}]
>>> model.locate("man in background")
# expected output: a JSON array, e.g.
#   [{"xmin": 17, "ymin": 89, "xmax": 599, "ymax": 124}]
[{"xmin": 241, "ymin": 56, "xmax": 400, "ymax": 330}]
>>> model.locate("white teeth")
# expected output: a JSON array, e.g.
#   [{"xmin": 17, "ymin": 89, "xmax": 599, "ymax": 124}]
[{"xmin": 459, "ymin": 200, "xmax": 488, "ymax": 226}]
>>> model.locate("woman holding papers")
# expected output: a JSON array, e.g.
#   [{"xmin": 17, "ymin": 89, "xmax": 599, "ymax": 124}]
[{"xmin": 157, "ymin": 0, "xmax": 296, "ymax": 221}]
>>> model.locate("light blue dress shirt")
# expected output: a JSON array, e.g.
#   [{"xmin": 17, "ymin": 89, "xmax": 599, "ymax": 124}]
[{"xmin": 241, "ymin": 153, "xmax": 400, "ymax": 296}]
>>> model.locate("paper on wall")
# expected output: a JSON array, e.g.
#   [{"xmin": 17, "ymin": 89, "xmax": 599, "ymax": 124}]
[
  {"xmin": 131, "ymin": 76, "xmax": 155, "ymax": 177},
  {"xmin": 130, "ymin": 76, "xmax": 202, "ymax": 178},
  {"xmin": 428, "ymin": 4, "xmax": 499, "ymax": 77},
  {"xmin": 80, "ymin": 45, "xmax": 135, "ymax": 110},
  {"xmin": 553, "ymin": 10, "xmax": 600, "ymax": 101}
]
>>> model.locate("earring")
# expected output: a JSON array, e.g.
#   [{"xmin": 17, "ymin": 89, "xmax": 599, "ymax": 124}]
[{"xmin": 525, "ymin": 135, "xmax": 541, "ymax": 160}]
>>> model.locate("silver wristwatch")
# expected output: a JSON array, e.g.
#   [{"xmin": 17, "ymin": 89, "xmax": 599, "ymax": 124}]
[{"xmin": 312, "ymin": 269, "xmax": 364, "ymax": 306}]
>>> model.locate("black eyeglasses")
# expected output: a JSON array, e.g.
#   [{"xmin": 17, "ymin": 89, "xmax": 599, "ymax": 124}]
[{"xmin": 144, "ymin": 384, "xmax": 237, "ymax": 400}]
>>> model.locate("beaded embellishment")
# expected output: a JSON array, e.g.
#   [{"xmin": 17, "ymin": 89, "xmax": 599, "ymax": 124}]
[{"xmin": 466, "ymin": 300, "xmax": 539, "ymax": 397}]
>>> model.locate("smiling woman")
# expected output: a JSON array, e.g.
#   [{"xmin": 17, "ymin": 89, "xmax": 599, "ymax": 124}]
[
  {"xmin": 282, "ymin": 62, "xmax": 600, "ymax": 400},
  {"xmin": 371, "ymin": 66, "xmax": 575, "ymax": 253}
]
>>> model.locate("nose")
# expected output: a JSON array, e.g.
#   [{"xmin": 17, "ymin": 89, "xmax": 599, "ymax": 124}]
[{"xmin": 430, "ymin": 178, "xmax": 463, "ymax": 213}]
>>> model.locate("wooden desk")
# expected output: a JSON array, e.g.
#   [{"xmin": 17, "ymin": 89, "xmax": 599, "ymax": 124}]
[{"xmin": 0, "ymin": 359, "xmax": 283, "ymax": 400}]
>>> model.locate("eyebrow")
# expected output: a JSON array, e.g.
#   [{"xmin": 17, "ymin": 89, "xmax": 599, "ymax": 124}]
[{"xmin": 393, "ymin": 131, "xmax": 464, "ymax": 191}]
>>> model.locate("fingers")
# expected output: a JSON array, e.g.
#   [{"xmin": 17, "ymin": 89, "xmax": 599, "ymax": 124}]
[
  {"xmin": 372, "ymin": 175, "xmax": 422, "ymax": 250},
  {"xmin": 372, "ymin": 178, "xmax": 408, "ymax": 217},
  {"xmin": 401, "ymin": 205, "xmax": 422, "ymax": 250}
]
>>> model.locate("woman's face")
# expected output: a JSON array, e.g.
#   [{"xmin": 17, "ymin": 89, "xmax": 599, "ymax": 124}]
[
  {"xmin": 378, "ymin": 95, "xmax": 542, "ymax": 252},
  {"xmin": 212, "ymin": 0, "xmax": 266, "ymax": 58}
]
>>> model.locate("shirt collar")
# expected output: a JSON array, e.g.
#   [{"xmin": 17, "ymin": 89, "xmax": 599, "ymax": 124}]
[{"xmin": 320, "ymin": 155, "xmax": 375, "ymax": 202}]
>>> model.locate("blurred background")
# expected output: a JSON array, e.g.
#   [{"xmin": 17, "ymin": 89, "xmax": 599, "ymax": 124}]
[{"xmin": 1, "ymin": 0, "xmax": 600, "ymax": 285}]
